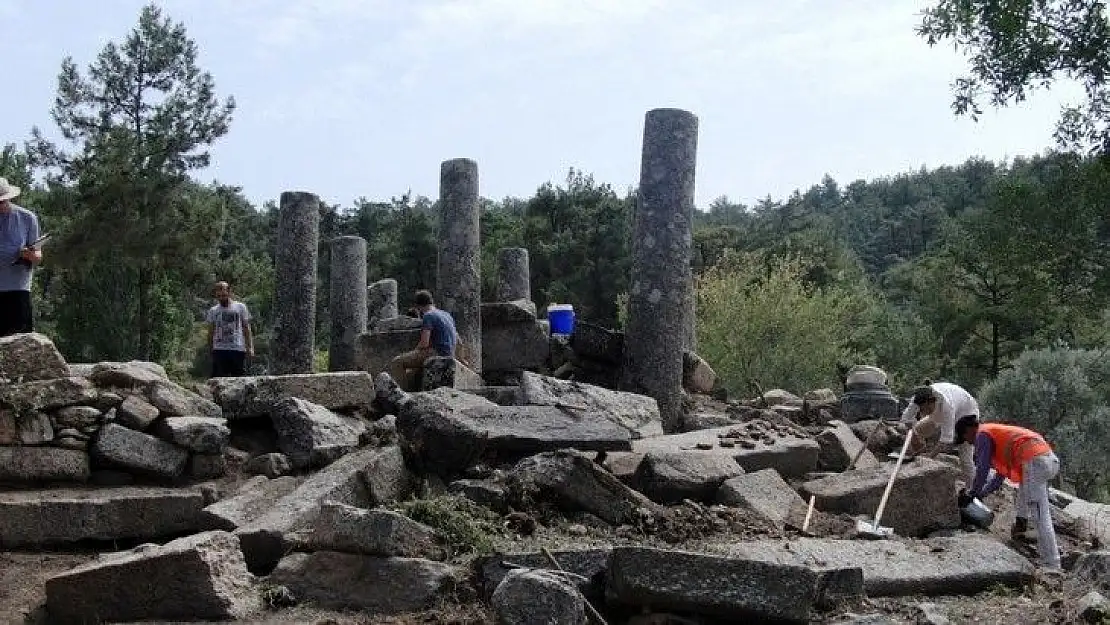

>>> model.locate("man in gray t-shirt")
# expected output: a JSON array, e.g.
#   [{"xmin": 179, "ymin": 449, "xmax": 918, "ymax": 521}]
[
  {"xmin": 0, "ymin": 178, "xmax": 43, "ymax": 337},
  {"xmin": 205, "ymin": 281, "xmax": 254, "ymax": 378},
  {"xmin": 389, "ymin": 289, "xmax": 460, "ymax": 390}
]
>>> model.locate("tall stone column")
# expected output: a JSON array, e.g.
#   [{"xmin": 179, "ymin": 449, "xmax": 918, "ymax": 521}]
[
  {"xmin": 495, "ymin": 247, "xmax": 530, "ymax": 302},
  {"xmin": 622, "ymin": 108, "xmax": 699, "ymax": 433},
  {"xmin": 272, "ymin": 191, "xmax": 321, "ymax": 375},
  {"xmin": 436, "ymin": 158, "xmax": 482, "ymax": 373},
  {"xmin": 328, "ymin": 235, "xmax": 368, "ymax": 372},
  {"xmin": 367, "ymin": 278, "xmax": 398, "ymax": 324}
]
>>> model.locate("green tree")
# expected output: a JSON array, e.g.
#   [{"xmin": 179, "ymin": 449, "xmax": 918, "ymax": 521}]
[
  {"xmin": 30, "ymin": 3, "xmax": 235, "ymax": 360},
  {"xmin": 918, "ymin": 0, "xmax": 1110, "ymax": 153}
]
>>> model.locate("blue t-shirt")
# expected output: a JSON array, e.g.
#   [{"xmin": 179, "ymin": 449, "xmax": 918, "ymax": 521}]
[
  {"xmin": 422, "ymin": 308, "xmax": 457, "ymax": 357},
  {"xmin": 0, "ymin": 205, "xmax": 40, "ymax": 292}
]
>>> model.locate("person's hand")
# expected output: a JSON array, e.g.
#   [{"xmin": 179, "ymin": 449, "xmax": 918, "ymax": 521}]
[{"xmin": 18, "ymin": 247, "xmax": 36, "ymax": 262}]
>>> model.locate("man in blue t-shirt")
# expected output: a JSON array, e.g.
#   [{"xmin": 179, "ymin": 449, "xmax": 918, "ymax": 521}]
[
  {"xmin": 0, "ymin": 178, "xmax": 43, "ymax": 337},
  {"xmin": 389, "ymin": 289, "xmax": 459, "ymax": 390}
]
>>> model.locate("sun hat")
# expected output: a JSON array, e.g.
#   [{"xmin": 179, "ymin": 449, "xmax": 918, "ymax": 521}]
[{"xmin": 0, "ymin": 177, "xmax": 21, "ymax": 202}]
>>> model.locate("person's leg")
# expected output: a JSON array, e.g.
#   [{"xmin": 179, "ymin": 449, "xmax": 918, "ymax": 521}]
[
  {"xmin": 0, "ymin": 291, "xmax": 17, "ymax": 337},
  {"xmin": 228, "ymin": 350, "xmax": 247, "ymax": 377},
  {"xmin": 211, "ymin": 350, "xmax": 229, "ymax": 378},
  {"xmin": 13, "ymin": 290, "xmax": 32, "ymax": 333},
  {"xmin": 390, "ymin": 348, "xmax": 431, "ymax": 391},
  {"xmin": 1025, "ymin": 453, "xmax": 1062, "ymax": 570},
  {"xmin": 957, "ymin": 441, "xmax": 977, "ymax": 487}
]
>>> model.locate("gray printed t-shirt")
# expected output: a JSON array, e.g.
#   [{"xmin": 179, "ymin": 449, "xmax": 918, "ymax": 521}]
[
  {"xmin": 0, "ymin": 205, "xmax": 41, "ymax": 292},
  {"xmin": 206, "ymin": 301, "xmax": 251, "ymax": 352}
]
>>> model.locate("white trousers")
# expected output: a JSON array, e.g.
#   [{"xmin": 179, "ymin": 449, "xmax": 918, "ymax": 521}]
[{"xmin": 1016, "ymin": 452, "xmax": 1061, "ymax": 570}]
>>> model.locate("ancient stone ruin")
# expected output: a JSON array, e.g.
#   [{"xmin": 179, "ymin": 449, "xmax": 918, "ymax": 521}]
[{"xmin": 2, "ymin": 108, "xmax": 1109, "ymax": 624}]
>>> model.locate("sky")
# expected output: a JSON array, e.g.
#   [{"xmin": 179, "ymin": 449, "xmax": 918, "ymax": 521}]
[{"xmin": 0, "ymin": 0, "xmax": 1087, "ymax": 211}]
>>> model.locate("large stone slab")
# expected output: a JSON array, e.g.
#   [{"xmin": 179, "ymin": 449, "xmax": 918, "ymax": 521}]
[
  {"xmin": 267, "ymin": 551, "xmax": 457, "ymax": 614},
  {"xmin": 356, "ymin": 329, "xmax": 423, "ymax": 377},
  {"xmin": 569, "ymin": 321, "xmax": 624, "ymax": 365},
  {"xmin": 481, "ymin": 300, "xmax": 537, "ymax": 325},
  {"xmin": 288, "ymin": 501, "xmax": 442, "ymax": 559},
  {"xmin": 519, "ymin": 371, "xmax": 663, "ymax": 439},
  {"xmin": 633, "ymin": 450, "xmax": 744, "ymax": 504},
  {"xmin": 483, "ymin": 319, "xmax": 551, "ymax": 372},
  {"xmin": 816, "ymin": 420, "xmax": 879, "ymax": 471},
  {"xmin": 509, "ymin": 450, "xmax": 662, "ymax": 524},
  {"xmin": 728, "ymin": 535, "xmax": 1032, "ymax": 597},
  {"xmin": 88, "ymin": 360, "xmax": 169, "ymax": 387},
  {"xmin": 0, "ymin": 332, "xmax": 69, "ymax": 382},
  {"xmin": 45, "ymin": 530, "xmax": 260, "ymax": 623},
  {"xmin": 147, "ymin": 379, "xmax": 223, "ymax": 419},
  {"xmin": 607, "ymin": 546, "xmax": 864, "ymax": 623},
  {"xmin": 631, "ymin": 423, "xmax": 820, "ymax": 479},
  {"xmin": 716, "ymin": 468, "xmax": 807, "ymax": 529},
  {"xmin": 0, "ymin": 447, "xmax": 89, "ymax": 483},
  {"xmin": 91, "ymin": 422, "xmax": 189, "ymax": 479},
  {"xmin": 208, "ymin": 371, "xmax": 376, "ymax": 420},
  {"xmin": 422, "ymin": 356, "xmax": 482, "ymax": 391},
  {"xmin": 234, "ymin": 446, "xmax": 396, "ymax": 573},
  {"xmin": 477, "ymin": 548, "xmax": 612, "ymax": 600},
  {"xmin": 0, "ymin": 376, "xmax": 97, "ymax": 412},
  {"xmin": 200, "ymin": 476, "xmax": 299, "ymax": 531},
  {"xmin": 153, "ymin": 416, "xmax": 230, "ymax": 454},
  {"xmin": 398, "ymin": 388, "xmax": 632, "ymax": 477},
  {"xmin": 271, "ymin": 397, "xmax": 364, "ymax": 469},
  {"xmin": 799, "ymin": 457, "xmax": 960, "ymax": 537},
  {"xmin": 0, "ymin": 486, "xmax": 205, "ymax": 548},
  {"xmin": 492, "ymin": 568, "xmax": 587, "ymax": 625},
  {"xmin": 0, "ymin": 407, "xmax": 53, "ymax": 444}
]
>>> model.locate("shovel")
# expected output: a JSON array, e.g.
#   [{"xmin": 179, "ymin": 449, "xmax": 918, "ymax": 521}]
[{"xmin": 856, "ymin": 426, "xmax": 915, "ymax": 539}]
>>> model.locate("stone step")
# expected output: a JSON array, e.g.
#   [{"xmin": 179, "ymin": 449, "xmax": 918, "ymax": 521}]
[
  {"xmin": 631, "ymin": 423, "xmax": 820, "ymax": 479},
  {"xmin": 0, "ymin": 486, "xmax": 205, "ymax": 548}
]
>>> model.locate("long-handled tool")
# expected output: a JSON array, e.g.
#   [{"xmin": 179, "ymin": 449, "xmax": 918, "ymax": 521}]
[
  {"xmin": 847, "ymin": 421, "xmax": 883, "ymax": 471},
  {"xmin": 856, "ymin": 427, "xmax": 915, "ymax": 539}
]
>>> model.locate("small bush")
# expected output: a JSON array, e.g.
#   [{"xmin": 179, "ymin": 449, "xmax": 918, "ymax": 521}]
[{"xmin": 395, "ymin": 496, "xmax": 503, "ymax": 559}]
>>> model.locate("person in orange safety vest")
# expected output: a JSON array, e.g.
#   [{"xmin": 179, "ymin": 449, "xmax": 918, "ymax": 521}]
[{"xmin": 955, "ymin": 415, "xmax": 1061, "ymax": 572}]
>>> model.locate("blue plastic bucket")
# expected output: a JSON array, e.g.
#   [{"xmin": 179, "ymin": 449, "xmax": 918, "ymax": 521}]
[{"xmin": 547, "ymin": 303, "xmax": 575, "ymax": 335}]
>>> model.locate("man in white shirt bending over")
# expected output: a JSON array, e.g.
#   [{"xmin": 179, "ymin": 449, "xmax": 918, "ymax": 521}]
[
  {"xmin": 901, "ymin": 379, "xmax": 981, "ymax": 485},
  {"xmin": 206, "ymin": 281, "xmax": 254, "ymax": 378}
]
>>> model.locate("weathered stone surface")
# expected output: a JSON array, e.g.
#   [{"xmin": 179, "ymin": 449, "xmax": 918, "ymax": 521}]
[
  {"xmin": 840, "ymin": 390, "xmax": 901, "ymax": 424},
  {"xmin": 154, "ymin": 416, "xmax": 230, "ymax": 454},
  {"xmin": 245, "ymin": 452, "xmax": 293, "ymax": 478},
  {"xmin": 421, "ymin": 356, "xmax": 481, "ymax": 391},
  {"xmin": 817, "ymin": 420, "xmax": 878, "ymax": 471},
  {"xmin": 607, "ymin": 546, "xmax": 863, "ymax": 623},
  {"xmin": 358, "ymin": 444, "xmax": 418, "ymax": 506},
  {"xmin": 799, "ymin": 457, "xmax": 961, "ymax": 537},
  {"xmin": 147, "ymin": 379, "xmax": 223, "ymax": 419},
  {"xmin": 67, "ymin": 363, "xmax": 94, "ymax": 377},
  {"xmin": 0, "ymin": 447, "xmax": 89, "ymax": 483},
  {"xmin": 367, "ymin": 278, "xmax": 399, "ymax": 326},
  {"xmin": 1079, "ymin": 590, "xmax": 1110, "ymax": 623},
  {"xmin": 437, "ymin": 157, "xmax": 482, "ymax": 374},
  {"xmin": 329, "ymin": 235, "xmax": 369, "ymax": 372},
  {"xmin": 682, "ymin": 350, "xmax": 717, "ymax": 394},
  {"xmin": 1073, "ymin": 551, "xmax": 1110, "ymax": 590},
  {"xmin": 477, "ymin": 548, "xmax": 611, "ymax": 601},
  {"xmin": 495, "ymin": 247, "xmax": 531, "ymax": 302},
  {"xmin": 45, "ymin": 530, "xmax": 259, "ymax": 623},
  {"xmin": 632, "ymin": 424, "xmax": 820, "ymax": 479},
  {"xmin": 482, "ymin": 300, "xmax": 537, "ymax": 326},
  {"xmin": 492, "ymin": 568, "xmax": 587, "ymax": 625},
  {"xmin": 272, "ymin": 190, "xmax": 320, "ymax": 375},
  {"xmin": 289, "ymin": 501, "xmax": 442, "ymax": 559},
  {"xmin": 271, "ymin": 397, "xmax": 364, "ymax": 469},
  {"xmin": 716, "ymin": 469, "xmax": 807, "ymax": 528},
  {"xmin": 357, "ymin": 328, "xmax": 424, "ymax": 377},
  {"xmin": 373, "ymin": 315, "xmax": 423, "ymax": 332},
  {"xmin": 0, "ymin": 486, "xmax": 204, "ymax": 547},
  {"xmin": 483, "ymin": 319, "xmax": 550, "ymax": 372},
  {"xmin": 88, "ymin": 360, "xmax": 168, "ymax": 387},
  {"xmin": 0, "ymin": 408, "xmax": 53, "ymax": 444},
  {"xmin": 0, "ymin": 332, "xmax": 69, "ymax": 382},
  {"xmin": 448, "ymin": 478, "xmax": 508, "ymax": 513},
  {"xmin": 91, "ymin": 422, "xmax": 189, "ymax": 479},
  {"xmin": 189, "ymin": 453, "xmax": 227, "ymax": 480},
  {"xmin": 509, "ymin": 450, "xmax": 661, "ymax": 524},
  {"xmin": 51, "ymin": 405, "xmax": 102, "ymax": 430},
  {"xmin": 0, "ymin": 376, "xmax": 96, "ymax": 412},
  {"xmin": 633, "ymin": 450, "xmax": 744, "ymax": 504},
  {"xmin": 728, "ymin": 535, "xmax": 1031, "ymax": 597},
  {"xmin": 201, "ymin": 475, "xmax": 299, "ymax": 531},
  {"xmin": 235, "ymin": 446, "xmax": 393, "ymax": 573},
  {"xmin": 209, "ymin": 371, "xmax": 375, "ymax": 420},
  {"xmin": 268, "ymin": 551, "xmax": 456, "ymax": 613},
  {"xmin": 519, "ymin": 371, "xmax": 663, "ymax": 439},
  {"xmin": 681, "ymin": 411, "xmax": 738, "ymax": 432},
  {"xmin": 622, "ymin": 109, "xmax": 699, "ymax": 433},
  {"xmin": 570, "ymin": 321, "xmax": 625, "ymax": 366},
  {"xmin": 463, "ymin": 385, "xmax": 523, "ymax": 406},
  {"xmin": 398, "ymin": 387, "xmax": 632, "ymax": 477},
  {"xmin": 115, "ymin": 394, "xmax": 162, "ymax": 431}
]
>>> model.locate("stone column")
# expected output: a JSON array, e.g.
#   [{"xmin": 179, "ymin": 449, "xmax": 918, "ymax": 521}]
[
  {"xmin": 436, "ymin": 158, "xmax": 482, "ymax": 373},
  {"xmin": 272, "ymin": 191, "xmax": 321, "ymax": 375},
  {"xmin": 622, "ymin": 108, "xmax": 699, "ymax": 433},
  {"xmin": 367, "ymin": 278, "xmax": 399, "ymax": 324},
  {"xmin": 495, "ymin": 247, "xmax": 530, "ymax": 302},
  {"xmin": 328, "ymin": 235, "xmax": 368, "ymax": 372}
]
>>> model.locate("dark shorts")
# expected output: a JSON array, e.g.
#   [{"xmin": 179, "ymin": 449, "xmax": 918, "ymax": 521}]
[
  {"xmin": 211, "ymin": 349, "xmax": 247, "ymax": 378},
  {"xmin": 0, "ymin": 290, "xmax": 33, "ymax": 337}
]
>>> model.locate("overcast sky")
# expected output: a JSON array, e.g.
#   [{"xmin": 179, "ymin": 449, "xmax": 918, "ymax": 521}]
[{"xmin": 0, "ymin": 0, "xmax": 1085, "ymax": 210}]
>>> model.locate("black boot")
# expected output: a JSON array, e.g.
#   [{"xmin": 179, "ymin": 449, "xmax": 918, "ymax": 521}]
[{"xmin": 1011, "ymin": 517, "xmax": 1035, "ymax": 543}]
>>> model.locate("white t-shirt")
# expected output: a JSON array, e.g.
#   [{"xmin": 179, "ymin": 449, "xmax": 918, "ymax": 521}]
[
  {"xmin": 206, "ymin": 301, "xmax": 251, "ymax": 352},
  {"xmin": 900, "ymin": 381, "xmax": 980, "ymax": 444}
]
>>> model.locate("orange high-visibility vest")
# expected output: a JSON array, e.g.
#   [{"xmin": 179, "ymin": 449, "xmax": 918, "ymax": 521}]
[{"xmin": 980, "ymin": 423, "xmax": 1052, "ymax": 484}]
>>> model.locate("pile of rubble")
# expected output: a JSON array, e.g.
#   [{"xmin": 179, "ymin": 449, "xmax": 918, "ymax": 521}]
[{"xmin": 4, "ymin": 333, "xmax": 1110, "ymax": 624}]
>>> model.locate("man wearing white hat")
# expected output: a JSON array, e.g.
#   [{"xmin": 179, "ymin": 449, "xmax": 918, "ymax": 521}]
[{"xmin": 0, "ymin": 177, "xmax": 43, "ymax": 336}]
